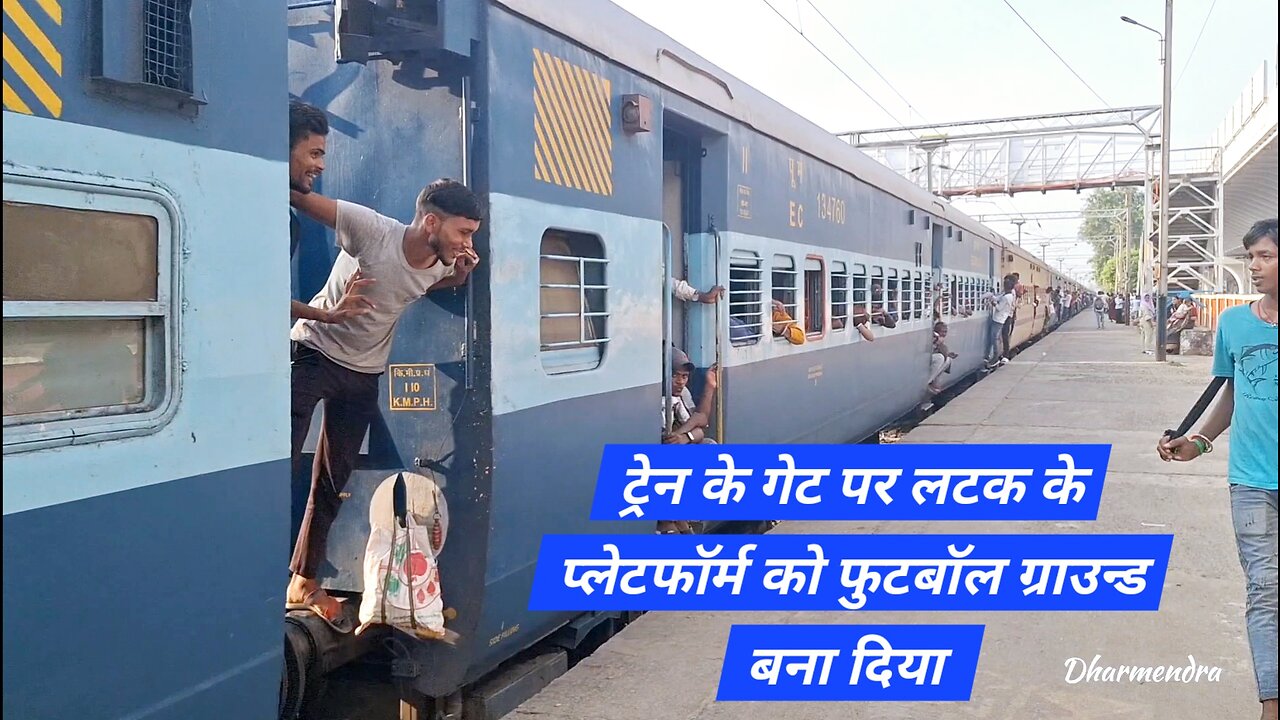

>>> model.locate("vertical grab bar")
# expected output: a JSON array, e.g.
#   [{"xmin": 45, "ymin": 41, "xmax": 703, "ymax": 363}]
[
  {"xmin": 709, "ymin": 218, "xmax": 725, "ymax": 444},
  {"xmin": 461, "ymin": 75, "xmax": 475, "ymax": 390},
  {"xmin": 661, "ymin": 225, "xmax": 674, "ymax": 437}
]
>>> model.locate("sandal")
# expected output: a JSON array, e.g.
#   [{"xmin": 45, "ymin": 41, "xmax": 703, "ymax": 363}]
[{"xmin": 286, "ymin": 588, "xmax": 355, "ymax": 634}]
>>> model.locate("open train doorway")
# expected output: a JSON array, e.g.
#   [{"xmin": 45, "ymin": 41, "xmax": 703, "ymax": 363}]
[
  {"xmin": 662, "ymin": 127, "xmax": 701, "ymax": 351},
  {"xmin": 660, "ymin": 114, "xmax": 727, "ymax": 441}
]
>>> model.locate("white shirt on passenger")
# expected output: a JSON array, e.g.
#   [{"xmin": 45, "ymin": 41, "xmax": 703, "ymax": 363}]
[
  {"xmin": 291, "ymin": 200, "xmax": 456, "ymax": 374},
  {"xmin": 991, "ymin": 292, "xmax": 1015, "ymax": 324},
  {"xmin": 661, "ymin": 387, "xmax": 696, "ymax": 432},
  {"xmin": 671, "ymin": 278, "xmax": 700, "ymax": 303}
]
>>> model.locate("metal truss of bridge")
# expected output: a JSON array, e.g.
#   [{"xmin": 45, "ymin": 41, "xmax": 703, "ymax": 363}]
[
  {"xmin": 838, "ymin": 106, "xmax": 1162, "ymax": 197},
  {"xmin": 839, "ymin": 108, "xmax": 1227, "ymax": 293}
]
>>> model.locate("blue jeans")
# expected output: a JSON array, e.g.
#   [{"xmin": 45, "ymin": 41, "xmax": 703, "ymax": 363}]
[
  {"xmin": 1231, "ymin": 483, "xmax": 1279, "ymax": 701},
  {"xmin": 985, "ymin": 320, "xmax": 1001, "ymax": 362}
]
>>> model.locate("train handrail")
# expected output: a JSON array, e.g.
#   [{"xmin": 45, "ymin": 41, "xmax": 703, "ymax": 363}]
[
  {"xmin": 656, "ymin": 48, "xmax": 734, "ymax": 99},
  {"xmin": 709, "ymin": 218, "xmax": 725, "ymax": 444},
  {"xmin": 661, "ymin": 224, "xmax": 674, "ymax": 436}
]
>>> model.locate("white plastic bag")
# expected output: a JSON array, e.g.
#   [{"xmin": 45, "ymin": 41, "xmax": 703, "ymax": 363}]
[{"xmin": 358, "ymin": 513, "xmax": 445, "ymax": 638}]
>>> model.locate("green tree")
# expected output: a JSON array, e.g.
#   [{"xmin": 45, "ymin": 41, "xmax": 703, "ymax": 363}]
[
  {"xmin": 1095, "ymin": 250, "xmax": 1141, "ymax": 293},
  {"xmin": 1081, "ymin": 188, "xmax": 1143, "ymax": 286}
]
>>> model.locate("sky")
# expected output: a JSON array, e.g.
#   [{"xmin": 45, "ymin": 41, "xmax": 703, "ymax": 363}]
[{"xmin": 607, "ymin": 0, "xmax": 1279, "ymax": 282}]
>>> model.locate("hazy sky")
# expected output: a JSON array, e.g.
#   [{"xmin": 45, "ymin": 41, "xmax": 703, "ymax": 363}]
[{"xmin": 607, "ymin": 0, "xmax": 1278, "ymax": 281}]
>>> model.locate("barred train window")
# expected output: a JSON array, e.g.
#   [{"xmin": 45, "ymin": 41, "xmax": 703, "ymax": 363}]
[
  {"xmin": 144, "ymin": 0, "xmax": 194, "ymax": 93},
  {"xmin": 729, "ymin": 250, "xmax": 763, "ymax": 347},
  {"xmin": 3, "ymin": 182, "xmax": 175, "ymax": 444},
  {"xmin": 852, "ymin": 263, "xmax": 868, "ymax": 311},
  {"xmin": 771, "ymin": 254, "xmax": 798, "ymax": 335},
  {"xmin": 539, "ymin": 230, "xmax": 608, "ymax": 374},
  {"xmin": 914, "ymin": 270, "xmax": 925, "ymax": 320},
  {"xmin": 803, "ymin": 257, "xmax": 825, "ymax": 336},
  {"xmin": 830, "ymin": 261, "xmax": 849, "ymax": 331},
  {"xmin": 886, "ymin": 268, "xmax": 900, "ymax": 319}
]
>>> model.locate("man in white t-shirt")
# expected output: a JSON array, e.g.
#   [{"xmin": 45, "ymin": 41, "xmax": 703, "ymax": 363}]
[
  {"xmin": 284, "ymin": 179, "xmax": 482, "ymax": 630},
  {"xmin": 985, "ymin": 276, "xmax": 1016, "ymax": 368}
]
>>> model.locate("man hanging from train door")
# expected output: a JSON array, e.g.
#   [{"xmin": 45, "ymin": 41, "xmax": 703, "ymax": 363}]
[{"xmin": 285, "ymin": 178, "xmax": 483, "ymax": 631}]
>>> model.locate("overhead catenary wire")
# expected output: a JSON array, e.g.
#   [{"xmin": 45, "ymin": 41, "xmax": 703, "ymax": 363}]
[
  {"xmin": 760, "ymin": 0, "xmax": 917, "ymax": 135},
  {"xmin": 800, "ymin": 0, "xmax": 929, "ymax": 124},
  {"xmin": 1000, "ymin": 0, "xmax": 1112, "ymax": 109},
  {"xmin": 1174, "ymin": 0, "xmax": 1218, "ymax": 90}
]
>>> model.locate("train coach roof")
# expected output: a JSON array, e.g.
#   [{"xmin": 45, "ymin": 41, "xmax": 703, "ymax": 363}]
[{"xmin": 495, "ymin": 0, "xmax": 1010, "ymax": 248}]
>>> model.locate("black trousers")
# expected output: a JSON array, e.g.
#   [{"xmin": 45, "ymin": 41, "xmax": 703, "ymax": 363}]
[
  {"xmin": 1001, "ymin": 317, "xmax": 1015, "ymax": 358},
  {"xmin": 289, "ymin": 342, "xmax": 381, "ymax": 579}
]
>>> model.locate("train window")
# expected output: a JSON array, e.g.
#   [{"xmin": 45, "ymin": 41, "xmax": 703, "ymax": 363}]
[
  {"xmin": 729, "ymin": 250, "xmax": 763, "ymax": 347},
  {"xmin": 830, "ymin": 261, "xmax": 849, "ymax": 332},
  {"xmin": 143, "ymin": 0, "xmax": 195, "ymax": 92},
  {"xmin": 885, "ymin": 268, "xmax": 900, "ymax": 320},
  {"xmin": 947, "ymin": 275, "xmax": 957, "ymax": 316},
  {"xmin": 3, "ymin": 181, "xmax": 177, "ymax": 447},
  {"xmin": 913, "ymin": 270, "xmax": 925, "ymax": 320},
  {"xmin": 539, "ymin": 230, "xmax": 608, "ymax": 374},
  {"xmin": 803, "ymin": 257, "xmax": 825, "ymax": 337},
  {"xmin": 771, "ymin": 255, "xmax": 798, "ymax": 342},
  {"xmin": 90, "ymin": 0, "xmax": 202, "ymax": 115},
  {"xmin": 851, "ymin": 263, "xmax": 868, "ymax": 311}
]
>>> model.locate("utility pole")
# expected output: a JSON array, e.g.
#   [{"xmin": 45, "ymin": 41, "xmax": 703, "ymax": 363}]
[
  {"xmin": 1040, "ymin": 242, "xmax": 1049, "ymax": 262},
  {"xmin": 1124, "ymin": 191, "xmax": 1132, "ymax": 323},
  {"xmin": 1012, "ymin": 219, "xmax": 1025, "ymax": 247},
  {"xmin": 1156, "ymin": 0, "xmax": 1172, "ymax": 361}
]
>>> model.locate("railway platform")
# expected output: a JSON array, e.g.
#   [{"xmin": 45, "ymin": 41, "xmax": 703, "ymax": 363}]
[{"xmin": 512, "ymin": 312, "xmax": 1258, "ymax": 720}]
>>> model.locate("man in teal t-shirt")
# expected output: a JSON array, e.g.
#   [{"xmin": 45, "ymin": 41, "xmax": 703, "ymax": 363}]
[{"xmin": 1160, "ymin": 218, "xmax": 1278, "ymax": 720}]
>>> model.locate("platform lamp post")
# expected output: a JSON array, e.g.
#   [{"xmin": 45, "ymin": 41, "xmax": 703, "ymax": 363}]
[{"xmin": 1122, "ymin": 3, "xmax": 1172, "ymax": 360}]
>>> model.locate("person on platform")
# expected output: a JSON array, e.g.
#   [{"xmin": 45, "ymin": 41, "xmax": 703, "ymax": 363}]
[{"xmin": 1159, "ymin": 218, "xmax": 1278, "ymax": 720}]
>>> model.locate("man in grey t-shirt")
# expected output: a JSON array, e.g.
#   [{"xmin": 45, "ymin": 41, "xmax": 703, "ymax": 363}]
[{"xmin": 284, "ymin": 178, "xmax": 482, "ymax": 630}]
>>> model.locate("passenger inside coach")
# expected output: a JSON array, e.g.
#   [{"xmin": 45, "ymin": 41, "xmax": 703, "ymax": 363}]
[
  {"xmin": 833, "ymin": 310, "xmax": 877, "ymax": 341},
  {"xmin": 869, "ymin": 282, "xmax": 897, "ymax": 328},
  {"xmin": 656, "ymin": 347, "xmax": 718, "ymax": 535},
  {"xmin": 770, "ymin": 299, "xmax": 805, "ymax": 344},
  {"xmin": 661, "ymin": 346, "xmax": 718, "ymax": 446}
]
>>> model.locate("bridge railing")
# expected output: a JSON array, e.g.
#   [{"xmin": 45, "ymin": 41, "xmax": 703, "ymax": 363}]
[{"xmin": 1191, "ymin": 293, "xmax": 1262, "ymax": 333}]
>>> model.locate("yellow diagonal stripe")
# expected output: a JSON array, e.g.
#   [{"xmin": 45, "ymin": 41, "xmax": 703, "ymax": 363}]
[
  {"xmin": 5, "ymin": 0, "xmax": 62, "ymax": 75},
  {"xmin": 2, "ymin": 78, "xmax": 32, "ymax": 113},
  {"xmin": 540, "ymin": 51, "xmax": 599, "ymax": 193},
  {"xmin": 530, "ymin": 48, "xmax": 614, "ymax": 197},
  {"xmin": 33, "ymin": 0, "xmax": 59, "ymax": 24},
  {"xmin": 550, "ymin": 55, "xmax": 608, "ymax": 194},
  {"xmin": 2, "ymin": 32, "xmax": 59, "ymax": 116},
  {"xmin": 533, "ymin": 50, "xmax": 589, "ymax": 192},
  {"xmin": 565, "ymin": 61, "xmax": 613, "ymax": 192},
  {"xmin": 532, "ymin": 57, "xmax": 575, "ymax": 189}
]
